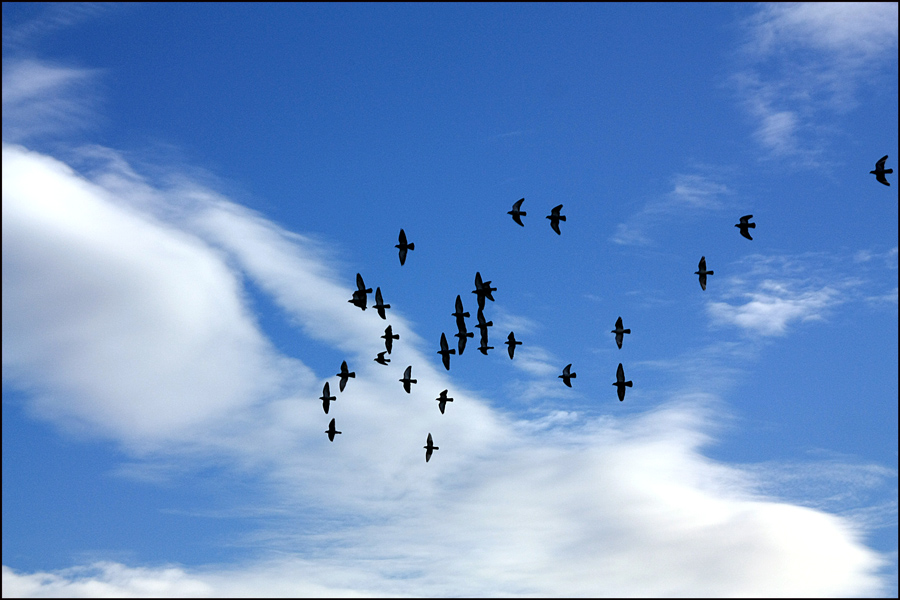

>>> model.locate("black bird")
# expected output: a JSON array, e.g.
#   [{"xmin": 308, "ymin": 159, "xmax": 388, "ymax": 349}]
[
  {"xmin": 399, "ymin": 365, "xmax": 417, "ymax": 393},
  {"xmin": 325, "ymin": 418, "xmax": 341, "ymax": 442},
  {"xmin": 452, "ymin": 295, "xmax": 470, "ymax": 326},
  {"xmin": 559, "ymin": 363, "xmax": 576, "ymax": 387},
  {"xmin": 695, "ymin": 256, "xmax": 714, "ymax": 291},
  {"xmin": 475, "ymin": 308, "xmax": 493, "ymax": 339},
  {"xmin": 373, "ymin": 287, "xmax": 391, "ymax": 320},
  {"xmin": 478, "ymin": 335, "xmax": 494, "ymax": 356},
  {"xmin": 424, "ymin": 432, "xmax": 438, "ymax": 463},
  {"xmin": 546, "ymin": 204, "xmax": 566, "ymax": 235},
  {"xmin": 336, "ymin": 360, "xmax": 355, "ymax": 392},
  {"xmin": 454, "ymin": 324, "xmax": 474, "ymax": 356},
  {"xmin": 437, "ymin": 332, "xmax": 456, "ymax": 370},
  {"xmin": 436, "ymin": 389, "xmax": 454, "ymax": 414},
  {"xmin": 870, "ymin": 155, "xmax": 892, "ymax": 186},
  {"xmin": 505, "ymin": 331, "xmax": 522, "ymax": 359},
  {"xmin": 508, "ymin": 198, "xmax": 526, "ymax": 226},
  {"xmin": 472, "ymin": 272, "xmax": 497, "ymax": 310},
  {"xmin": 611, "ymin": 316, "xmax": 631, "ymax": 350},
  {"xmin": 382, "ymin": 325, "xmax": 399, "ymax": 354},
  {"xmin": 735, "ymin": 215, "xmax": 755, "ymax": 240},
  {"xmin": 320, "ymin": 381, "xmax": 336, "ymax": 414},
  {"xmin": 396, "ymin": 228, "xmax": 415, "ymax": 265},
  {"xmin": 613, "ymin": 362, "xmax": 633, "ymax": 401},
  {"xmin": 348, "ymin": 273, "xmax": 372, "ymax": 310},
  {"xmin": 374, "ymin": 351, "xmax": 391, "ymax": 366}
]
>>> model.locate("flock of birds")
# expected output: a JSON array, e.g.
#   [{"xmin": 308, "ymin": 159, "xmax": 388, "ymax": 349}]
[{"xmin": 321, "ymin": 156, "xmax": 893, "ymax": 460}]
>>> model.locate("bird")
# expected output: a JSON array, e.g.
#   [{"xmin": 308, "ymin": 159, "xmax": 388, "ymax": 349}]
[
  {"xmin": 612, "ymin": 362, "xmax": 633, "ymax": 401},
  {"xmin": 475, "ymin": 308, "xmax": 492, "ymax": 337},
  {"xmin": 348, "ymin": 273, "xmax": 372, "ymax": 310},
  {"xmin": 870, "ymin": 155, "xmax": 892, "ymax": 186},
  {"xmin": 454, "ymin": 323, "xmax": 474, "ymax": 355},
  {"xmin": 396, "ymin": 228, "xmax": 415, "ymax": 265},
  {"xmin": 424, "ymin": 432, "xmax": 438, "ymax": 463},
  {"xmin": 336, "ymin": 360, "xmax": 355, "ymax": 392},
  {"xmin": 320, "ymin": 381, "xmax": 336, "ymax": 414},
  {"xmin": 508, "ymin": 198, "xmax": 526, "ymax": 226},
  {"xmin": 611, "ymin": 316, "xmax": 631, "ymax": 350},
  {"xmin": 695, "ymin": 256, "xmax": 714, "ymax": 291},
  {"xmin": 382, "ymin": 325, "xmax": 399, "ymax": 354},
  {"xmin": 505, "ymin": 331, "xmax": 522, "ymax": 359},
  {"xmin": 325, "ymin": 418, "xmax": 341, "ymax": 442},
  {"xmin": 399, "ymin": 365, "xmax": 417, "ymax": 393},
  {"xmin": 559, "ymin": 363, "xmax": 576, "ymax": 387},
  {"xmin": 436, "ymin": 389, "xmax": 454, "ymax": 414},
  {"xmin": 478, "ymin": 337, "xmax": 494, "ymax": 356},
  {"xmin": 437, "ymin": 332, "xmax": 456, "ymax": 370},
  {"xmin": 374, "ymin": 351, "xmax": 391, "ymax": 366},
  {"xmin": 472, "ymin": 272, "xmax": 497, "ymax": 310},
  {"xmin": 373, "ymin": 287, "xmax": 391, "ymax": 320},
  {"xmin": 452, "ymin": 295, "xmax": 470, "ymax": 327},
  {"xmin": 546, "ymin": 204, "xmax": 566, "ymax": 235},
  {"xmin": 735, "ymin": 215, "xmax": 755, "ymax": 240}
]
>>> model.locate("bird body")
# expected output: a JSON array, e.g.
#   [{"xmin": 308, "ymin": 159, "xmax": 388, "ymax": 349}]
[
  {"xmin": 735, "ymin": 215, "xmax": 756, "ymax": 240},
  {"xmin": 373, "ymin": 287, "xmax": 391, "ymax": 320},
  {"xmin": 613, "ymin": 362, "xmax": 633, "ymax": 401},
  {"xmin": 508, "ymin": 198, "xmax": 526, "ymax": 226},
  {"xmin": 436, "ymin": 389, "xmax": 454, "ymax": 414},
  {"xmin": 546, "ymin": 204, "xmax": 566, "ymax": 235},
  {"xmin": 478, "ymin": 337, "xmax": 493, "ymax": 355},
  {"xmin": 320, "ymin": 381, "xmax": 336, "ymax": 414},
  {"xmin": 871, "ymin": 155, "xmax": 892, "ymax": 186},
  {"xmin": 325, "ymin": 418, "xmax": 342, "ymax": 442},
  {"xmin": 374, "ymin": 351, "xmax": 391, "ymax": 365},
  {"xmin": 454, "ymin": 325, "xmax": 474, "ymax": 355},
  {"xmin": 396, "ymin": 228, "xmax": 415, "ymax": 265},
  {"xmin": 611, "ymin": 316, "xmax": 631, "ymax": 349},
  {"xmin": 437, "ymin": 332, "xmax": 456, "ymax": 370},
  {"xmin": 349, "ymin": 273, "xmax": 373, "ymax": 310},
  {"xmin": 559, "ymin": 363, "xmax": 576, "ymax": 387},
  {"xmin": 400, "ymin": 365, "xmax": 417, "ymax": 393},
  {"xmin": 424, "ymin": 432, "xmax": 438, "ymax": 462},
  {"xmin": 336, "ymin": 360, "xmax": 356, "ymax": 392},
  {"xmin": 695, "ymin": 256, "xmax": 714, "ymax": 291},
  {"xmin": 452, "ymin": 295, "xmax": 470, "ymax": 325},
  {"xmin": 472, "ymin": 272, "xmax": 497, "ymax": 310},
  {"xmin": 382, "ymin": 325, "xmax": 399, "ymax": 354},
  {"xmin": 505, "ymin": 331, "xmax": 522, "ymax": 359}
]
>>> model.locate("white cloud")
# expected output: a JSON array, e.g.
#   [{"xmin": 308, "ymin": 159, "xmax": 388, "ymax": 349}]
[{"xmin": 709, "ymin": 281, "xmax": 839, "ymax": 336}]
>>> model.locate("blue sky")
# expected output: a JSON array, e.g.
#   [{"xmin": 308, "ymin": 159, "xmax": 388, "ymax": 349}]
[{"xmin": 2, "ymin": 3, "xmax": 897, "ymax": 596}]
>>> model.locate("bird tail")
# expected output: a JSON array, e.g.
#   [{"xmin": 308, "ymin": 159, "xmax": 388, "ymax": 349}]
[
  {"xmin": 748, "ymin": 223, "xmax": 756, "ymax": 229},
  {"xmin": 623, "ymin": 329, "xmax": 631, "ymax": 334},
  {"xmin": 886, "ymin": 169, "xmax": 894, "ymax": 174},
  {"xmin": 571, "ymin": 373, "xmax": 577, "ymax": 379},
  {"xmin": 707, "ymin": 271, "xmax": 714, "ymax": 275},
  {"xmin": 559, "ymin": 216, "xmax": 567, "ymax": 221},
  {"xmin": 625, "ymin": 381, "xmax": 633, "ymax": 387},
  {"xmin": 408, "ymin": 243, "xmax": 415, "ymax": 250}
]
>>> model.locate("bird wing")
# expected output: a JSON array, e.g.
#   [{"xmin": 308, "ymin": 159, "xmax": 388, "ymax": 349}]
[
  {"xmin": 404, "ymin": 365, "xmax": 412, "ymax": 379},
  {"xmin": 356, "ymin": 273, "xmax": 365, "ymax": 291},
  {"xmin": 699, "ymin": 273, "xmax": 707, "ymax": 290},
  {"xmin": 399, "ymin": 228, "xmax": 407, "ymax": 245},
  {"xmin": 615, "ymin": 332, "xmax": 623, "ymax": 349},
  {"xmin": 698, "ymin": 256, "xmax": 706, "ymax": 270},
  {"xmin": 617, "ymin": 363, "xmax": 625, "ymax": 382},
  {"xmin": 512, "ymin": 198, "xmax": 523, "ymax": 211},
  {"xmin": 550, "ymin": 220, "xmax": 561, "ymax": 235},
  {"xmin": 563, "ymin": 363, "xmax": 571, "ymax": 376},
  {"xmin": 877, "ymin": 155, "xmax": 888, "ymax": 168},
  {"xmin": 552, "ymin": 204, "xmax": 563, "ymax": 215},
  {"xmin": 876, "ymin": 173, "xmax": 890, "ymax": 186}
]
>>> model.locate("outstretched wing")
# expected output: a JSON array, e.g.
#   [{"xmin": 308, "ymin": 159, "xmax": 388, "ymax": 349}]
[
  {"xmin": 615, "ymin": 331, "xmax": 623, "ymax": 349},
  {"xmin": 398, "ymin": 228, "xmax": 407, "ymax": 246},
  {"xmin": 876, "ymin": 155, "xmax": 888, "ymax": 169},
  {"xmin": 512, "ymin": 198, "xmax": 524, "ymax": 212},
  {"xmin": 616, "ymin": 363, "xmax": 625, "ymax": 383}
]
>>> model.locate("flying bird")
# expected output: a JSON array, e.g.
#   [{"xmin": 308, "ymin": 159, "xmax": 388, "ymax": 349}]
[
  {"xmin": 735, "ymin": 215, "xmax": 755, "ymax": 240},
  {"xmin": 320, "ymin": 381, "xmax": 336, "ymax": 414},
  {"xmin": 424, "ymin": 432, "xmax": 438, "ymax": 463},
  {"xmin": 452, "ymin": 295, "xmax": 470, "ymax": 326},
  {"xmin": 870, "ymin": 155, "xmax": 892, "ymax": 186},
  {"xmin": 475, "ymin": 308, "xmax": 493, "ymax": 342},
  {"xmin": 546, "ymin": 204, "xmax": 566, "ymax": 235},
  {"xmin": 336, "ymin": 360, "xmax": 355, "ymax": 392},
  {"xmin": 505, "ymin": 331, "xmax": 522, "ymax": 359},
  {"xmin": 508, "ymin": 198, "xmax": 526, "ymax": 226},
  {"xmin": 436, "ymin": 389, "xmax": 454, "ymax": 414},
  {"xmin": 399, "ymin": 365, "xmax": 417, "ymax": 393},
  {"xmin": 472, "ymin": 271, "xmax": 497, "ymax": 310},
  {"xmin": 396, "ymin": 228, "xmax": 415, "ymax": 265},
  {"xmin": 559, "ymin": 363, "xmax": 576, "ymax": 387},
  {"xmin": 613, "ymin": 362, "xmax": 633, "ymax": 401},
  {"xmin": 695, "ymin": 256, "xmax": 714, "ymax": 291},
  {"xmin": 374, "ymin": 351, "xmax": 391, "ymax": 366},
  {"xmin": 325, "ymin": 418, "xmax": 341, "ymax": 442},
  {"xmin": 437, "ymin": 332, "xmax": 456, "ymax": 370},
  {"xmin": 478, "ymin": 336, "xmax": 494, "ymax": 356},
  {"xmin": 454, "ymin": 324, "xmax": 474, "ymax": 355},
  {"xmin": 611, "ymin": 316, "xmax": 631, "ymax": 350},
  {"xmin": 348, "ymin": 273, "xmax": 372, "ymax": 310},
  {"xmin": 382, "ymin": 325, "xmax": 399, "ymax": 354},
  {"xmin": 373, "ymin": 287, "xmax": 391, "ymax": 320}
]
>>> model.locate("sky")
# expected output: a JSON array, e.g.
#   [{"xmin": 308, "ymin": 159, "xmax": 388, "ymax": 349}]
[{"xmin": 2, "ymin": 3, "xmax": 897, "ymax": 597}]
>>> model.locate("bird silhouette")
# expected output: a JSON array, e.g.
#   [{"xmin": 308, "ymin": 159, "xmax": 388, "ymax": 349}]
[
  {"xmin": 348, "ymin": 273, "xmax": 372, "ymax": 310},
  {"xmin": 320, "ymin": 381, "xmax": 336, "ymax": 414},
  {"xmin": 374, "ymin": 351, "xmax": 391, "ymax": 366},
  {"xmin": 424, "ymin": 432, "xmax": 438, "ymax": 462},
  {"xmin": 871, "ymin": 155, "xmax": 892, "ymax": 186},
  {"xmin": 454, "ymin": 323, "xmax": 474, "ymax": 355},
  {"xmin": 695, "ymin": 256, "xmax": 714, "ymax": 291},
  {"xmin": 437, "ymin": 332, "xmax": 456, "ymax": 370},
  {"xmin": 373, "ymin": 287, "xmax": 391, "ymax": 320},
  {"xmin": 336, "ymin": 360, "xmax": 355, "ymax": 392},
  {"xmin": 546, "ymin": 204, "xmax": 566, "ymax": 235},
  {"xmin": 475, "ymin": 308, "xmax": 492, "ymax": 340},
  {"xmin": 436, "ymin": 389, "xmax": 454, "ymax": 414},
  {"xmin": 325, "ymin": 418, "xmax": 341, "ymax": 442},
  {"xmin": 611, "ymin": 316, "xmax": 631, "ymax": 349},
  {"xmin": 508, "ymin": 198, "xmax": 526, "ymax": 226},
  {"xmin": 613, "ymin": 362, "xmax": 633, "ymax": 401},
  {"xmin": 382, "ymin": 325, "xmax": 399, "ymax": 354},
  {"xmin": 559, "ymin": 363, "xmax": 576, "ymax": 387},
  {"xmin": 396, "ymin": 228, "xmax": 415, "ymax": 265},
  {"xmin": 472, "ymin": 272, "xmax": 497, "ymax": 310},
  {"xmin": 735, "ymin": 215, "xmax": 755, "ymax": 240},
  {"xmin": 478, "ymin": 335, "xmax": 494, "ymax": 356},
  {"xmin": 505, "ymin": 331, "xmax": 522, "ymax": 359},
  {"xmin": 399, "ymin": 365, "xmax": 417, "ymax": 393},
  {"xmin": 452, "ymin": 295, "xmax": 470, "ymax": 326}
]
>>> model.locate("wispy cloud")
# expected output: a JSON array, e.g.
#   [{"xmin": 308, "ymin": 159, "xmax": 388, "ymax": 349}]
[{"xmin": 2, "ymin": 3, "xmax": 116, "ymax": 51}]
